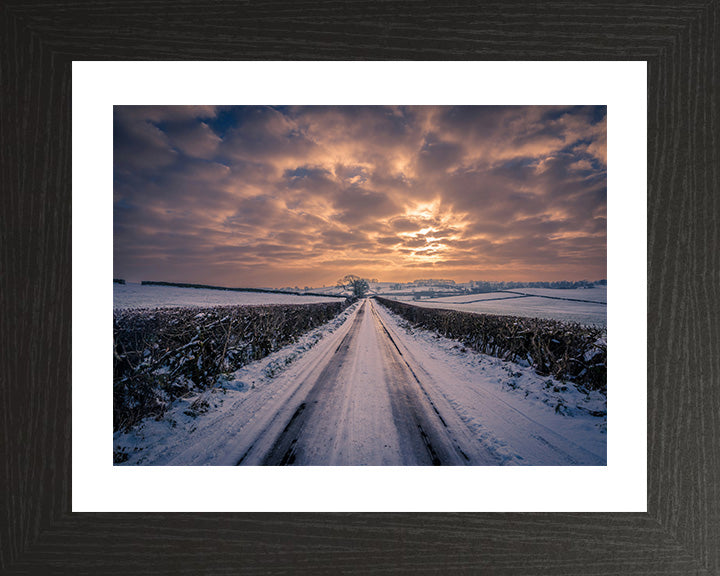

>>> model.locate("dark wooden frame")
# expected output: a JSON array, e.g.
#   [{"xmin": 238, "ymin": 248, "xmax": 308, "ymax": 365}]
[{"xmin": 2, "ymin": 2, "xmax": 718, "ymax": 574}]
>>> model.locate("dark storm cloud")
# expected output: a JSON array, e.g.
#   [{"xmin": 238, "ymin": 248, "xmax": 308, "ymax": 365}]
[{"xmin": 114, "ymin": 105, "xmax": 606, "ymax": 286}]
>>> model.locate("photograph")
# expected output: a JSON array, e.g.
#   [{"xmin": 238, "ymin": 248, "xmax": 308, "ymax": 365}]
[{"xmin": 113, "ymin": 104, "xmax": 607, "ymax": 466}]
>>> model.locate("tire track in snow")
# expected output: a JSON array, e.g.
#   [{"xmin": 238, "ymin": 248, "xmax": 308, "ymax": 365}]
[
  {"xmin": 243, "ymin": 299, "xmax": 497, "ymax": 465},
  {"xmin": 370, "ymin": 301, "xmax": 500, "ymax": 466},
  {"xmin": 236, "ymin": 303, "xmax": 367, "ymax": 465},
  {"xmin": 373, "ymin": 300, "xmax": 606, "ymax": 466},
  {"xmin": 259, "ymin": 305, "xmax": 366, "ymax": 465}
]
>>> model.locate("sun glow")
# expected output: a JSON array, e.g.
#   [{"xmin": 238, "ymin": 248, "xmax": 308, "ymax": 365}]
[
  {"xmin": 386, "ymin": 200, "xmax": 471, "ymax": 264},
  {"xmin": 406, "ymin": 201, "xmax": 438, "ymax": 220},
  {"xmin": 114, "ymin": 105, "xmax": 607, "ymax": 286}
]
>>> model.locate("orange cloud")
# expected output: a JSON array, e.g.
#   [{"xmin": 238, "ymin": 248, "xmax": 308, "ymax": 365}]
[{"xmin": 114, "ymin": 105, "xmax": 606, "ymax": 286}]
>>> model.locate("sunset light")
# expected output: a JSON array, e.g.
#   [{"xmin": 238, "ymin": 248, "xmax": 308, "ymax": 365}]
[{"xmin": 114, "ymin": 105, "xmax": 606, "ymax": 287}]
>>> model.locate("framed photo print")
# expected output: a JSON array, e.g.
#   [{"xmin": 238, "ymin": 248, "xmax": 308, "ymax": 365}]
[{"xmin": 2, "ymin": 2, "xmax": 718, "ymax": 574}]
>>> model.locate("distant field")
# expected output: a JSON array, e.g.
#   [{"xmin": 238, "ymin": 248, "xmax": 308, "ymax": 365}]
[
  {"xmin": 387, "ymin": 287, "xmax": 606, "ymax": 327},
  {"xmin": 114, "ymin": 283, "xmax": 344, "ymax": 310},
  {"xmin": 392, "ymin": 292, "xmax": 525, "ymax": 304},
  {"xmin": 304, "ymin": 285, "xmax": 352, "ymax": 297},
  {"xmin": 506, "ymin": 286, "xmax": 607, "ymax": 304}
]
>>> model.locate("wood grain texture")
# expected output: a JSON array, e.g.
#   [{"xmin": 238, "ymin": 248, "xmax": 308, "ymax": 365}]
[
  {"xmin": 647, "ymin": 1, "xmax": 720, "ymax": 572},
  {"xmin": 1, "ymin": 1, "xmax": 718, "ymax": 574}
]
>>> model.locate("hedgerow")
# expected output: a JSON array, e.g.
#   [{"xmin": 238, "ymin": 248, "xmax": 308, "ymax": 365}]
[
  {"xmin": 375, "ymin": 297, "xmax": 606, "ymax": 392},
  {"xmin": 113, "ymin": 301, "xmax": 349, "ymax": 431}
]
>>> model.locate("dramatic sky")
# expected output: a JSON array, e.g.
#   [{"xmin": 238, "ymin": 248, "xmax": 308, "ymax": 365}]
[{"xmin": 114, "ymin": 105, "xmax": 606, "ymax": 288}]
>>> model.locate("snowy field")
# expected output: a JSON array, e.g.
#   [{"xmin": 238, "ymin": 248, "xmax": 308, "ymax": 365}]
[
  {"xmin": 399, "ymin": 292, "xmax": 527, "ymax": 304},
  {"xmin": 369, "ymin": 283, "xmax": 466, "ymax": 296},
  {"xmin": 389, "ymin": 287, "xmax": 606, "ymax": 328},
  {"xmin": 507, "ymin": 286, "xmax": 607, "ymax": 303},
  {"xmin": 114, "ymin": 283, "xmax": 344, "ymax": 310}
]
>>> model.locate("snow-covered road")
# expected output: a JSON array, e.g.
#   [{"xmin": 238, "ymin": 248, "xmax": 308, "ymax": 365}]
[
  {"xmin": 239, "ymin": 299, "xmax": 498, "ymax": 465},
  {"xmin": 115, "ymin": 298, "xmax": 606, "ymax": 466}
]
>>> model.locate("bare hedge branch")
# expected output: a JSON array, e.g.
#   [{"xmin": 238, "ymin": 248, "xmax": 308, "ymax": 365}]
[
  {"xmin": 375, "ymin": 297, "xmax": 606, "ymax": 392},
  {"xmin": 113, "ymin": 301, "xmax": 349, "ymax": 432}
]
